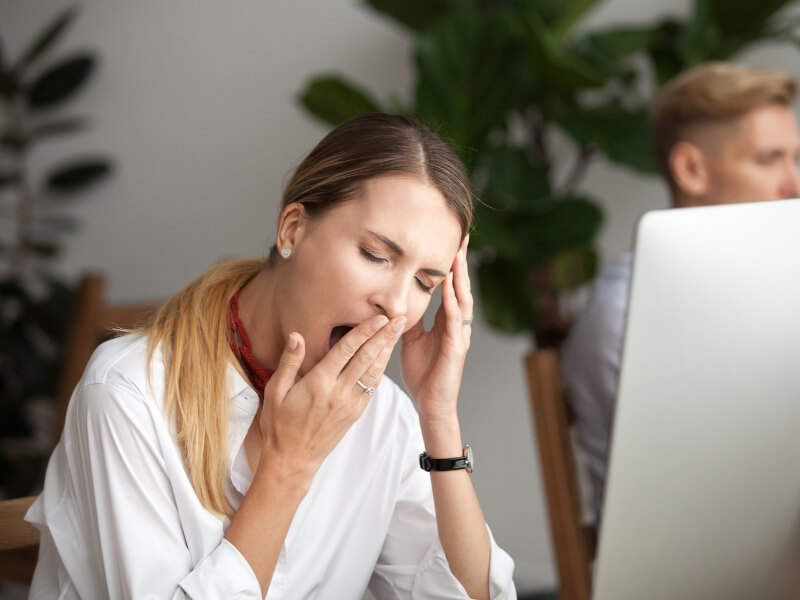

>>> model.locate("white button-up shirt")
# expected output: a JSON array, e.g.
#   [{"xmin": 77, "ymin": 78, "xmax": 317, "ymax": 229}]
[{"xmin": 27, "ymin": 334, "xmax": 516, "ymax": 599}]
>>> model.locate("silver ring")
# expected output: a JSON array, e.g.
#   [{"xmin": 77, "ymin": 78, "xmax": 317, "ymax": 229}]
[
  {"xmin": 355, "ymin": 379, "xmax": 374, "ymax": 396},
  {"xmin": 461, "ymin": 315, "xmax": 473, "ymax": 326}
]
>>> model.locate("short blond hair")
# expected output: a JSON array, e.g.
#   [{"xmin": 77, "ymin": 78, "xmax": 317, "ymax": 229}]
[{"xmin": 651, "ymin": 62, "xmax": 798, "ymax": 186}]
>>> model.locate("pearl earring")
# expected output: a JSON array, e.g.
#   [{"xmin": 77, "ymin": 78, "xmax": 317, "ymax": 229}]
[{"xmin": 279, "ymin": 248, "xmax": 292, "ymax": 259}]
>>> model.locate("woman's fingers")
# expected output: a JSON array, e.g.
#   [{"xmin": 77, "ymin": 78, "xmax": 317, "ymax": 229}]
[
  {"xmin": 346, "ymin": 316, "xmax": 405, "ymax": 389},
  {"xmin": 264, "ymin": 332, "xmax": 305, "ymax": 405},
  {"xmin": 453, "ymin": 238, "xmax": 474, "ymax": 327},
  {"xmin": 317, "ymin": 314, "xmax": 403, "ymax": 388},
  {"xmin": 441, "ymin": 269, "xmax": 462, "ymax": 332},
  {"xmin": 316, "ymin": 315, "xmax": 389, "ymax": 378}
]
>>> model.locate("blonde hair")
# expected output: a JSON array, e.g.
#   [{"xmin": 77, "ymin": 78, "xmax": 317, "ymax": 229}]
[
  {"xmin": 141, "ymin": 114, "xmax": 473, "ymax": 517},
  {"xmin": 651, "ymin": 62, "xmax": 798, "ymax": 188},
  {"xmin": 143, "ymin": 258, "xmax": 265, "ymax": 516}
]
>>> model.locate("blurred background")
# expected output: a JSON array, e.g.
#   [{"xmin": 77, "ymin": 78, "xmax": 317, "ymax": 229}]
[{"xmin": 1, "ymin": 0, "xmax": 799, "ymax": 596}]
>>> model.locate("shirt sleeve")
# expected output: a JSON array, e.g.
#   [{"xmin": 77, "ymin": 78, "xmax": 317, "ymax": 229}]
[
  {"xmin": 367, "ymin": 407, "xmax": 516, "ymax": 600},
  {"xmin": 561, "ymin": 253, "xmax": 632, "ymax": 518},
  {"xmin": 35, "ymin": 380, "xmax": 262, "ymax": 600}
]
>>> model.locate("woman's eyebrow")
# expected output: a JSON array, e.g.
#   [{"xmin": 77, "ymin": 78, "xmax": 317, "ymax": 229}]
[
  {"xmin": 367, "ymin": 230, "xmax": 404, "ymax": 256},
  {"xmin": 366, "ymin": 230, "xmax": 447, "ymax": 278}
]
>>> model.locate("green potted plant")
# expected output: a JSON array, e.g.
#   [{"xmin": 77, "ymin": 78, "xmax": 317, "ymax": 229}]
[
  {"xmin": 297, "ymin": 0, "xmax": 800, "ymax": 348},
  {"xmin": 0, "ymin": 6, "xmax": 114, "ymax": 497}
]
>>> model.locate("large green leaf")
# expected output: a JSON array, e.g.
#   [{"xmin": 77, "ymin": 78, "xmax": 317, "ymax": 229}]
[
  {"xmin": 476, "ymin": 257, "xmax": 539, "ymax": 334},
  {"xmin": 32, "ymin": 117, "xmax": 87, "ymax": 140},
  {"xmin": 26, "ymin": 53, "xmax": 96, "ymax": 110},
  {"xmin": 29, "ymin": 241, "xmax": 60, "ymax": 258},
  {"xmin": 413, "ymin": 7, "xmax": 524, "ymax": 168},
  {"xmin": 552, "ymin": 105, "xmax": 656, "ymax": 174},
  {"xmin": 16, "ymin": 6, "xmax": 79, "ymax": 71},
  {"xmin": 1, "ymin": 128, "xmax": 26, "ymax": 152},
  {"xmin": 470, "ymin": 202, "xmax": 529, "ymax": 257},
  {"xmin": 700, "ymin": 0, "xmax": 793, "ymax": 38},
  {"xmin": 683, "ymin": 0, "xmax": 794, "ymax": 61},
  {"xmin": 364, "ymin": 0, "xmax": 452, "ymax": 31},
  {"xmin": 551, "ymin": 245, "xmax": 597, "ymax": 290},
  {"xmin": 473, "ymin": 195, "xmax": 603, "ymax": 263},
  {"xmin": 519, "ymin": 9, "xmax": 605, "ymax": 96},
  {"xmin": 644, "ymin": 19, "xmax": 690, "ymax": 85},
  {"xmin": 0, "ymin": 171, "xmax": 22, "ymax": 188},
  {"xmin": 298, "ymin": 76, "xmax": 382, "ymax": 127},
  {"xmin": 478, "ymin": 144, "xmax": 552, "ymax": 211},
  {"xmin": 0, "ymin": 62, "xmax": 20, "ymax": 100},
  {"xmin": 551, "ymin": 0, "xmax": 603, "ymax": 41},
  {"xmin": 515, "ymin": 196, "xmax": 603, "ymax": 263},
  {"xmin": 3, "ymin": 118, "xmax": 89, "ymax": 152},
  {"xmin": 569, "ymin": 25, "xmax": 656, "ymax": 77},
  {"xmin": 45, "ymin": 157, "xmax": 113, "ymax": 194}
]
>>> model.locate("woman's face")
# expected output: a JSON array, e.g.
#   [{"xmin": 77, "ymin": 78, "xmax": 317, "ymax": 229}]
[{"xmin": 276, "ymin": 174, "xmax": 463, "ymax": 374}]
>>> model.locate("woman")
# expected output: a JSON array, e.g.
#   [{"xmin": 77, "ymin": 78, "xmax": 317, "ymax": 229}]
[{"xmin": 27, "ymin": 114, "xmax": 516, "ymax": 599}]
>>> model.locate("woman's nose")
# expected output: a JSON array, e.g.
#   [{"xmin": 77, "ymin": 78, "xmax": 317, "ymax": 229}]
[{"xmin": 373, "ymin": 278, "xmax": 410, "ymax": 319}]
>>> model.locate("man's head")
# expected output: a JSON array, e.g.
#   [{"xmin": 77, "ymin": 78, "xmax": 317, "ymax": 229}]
[{"xmin": 651, "ymin": 62, "xmax": 800, "ymax": 207}]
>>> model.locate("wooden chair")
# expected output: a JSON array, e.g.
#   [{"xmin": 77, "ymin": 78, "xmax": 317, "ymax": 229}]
[
  {"xmin": 52, "ymin": 273, "xmax": 158, "ymax": 449},
  {"xmin": 0, "ymin": 496, "xmax": 40, "ymax": 584},
  {"xmin": 525, "ymin": 348, "xmax": 597, "ymax": 600}
]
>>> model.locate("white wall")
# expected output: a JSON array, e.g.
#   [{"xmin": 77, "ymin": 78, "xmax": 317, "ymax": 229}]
[{"xmin": 2, "ymin": 0, "xmax": 798, "ymax": 592}]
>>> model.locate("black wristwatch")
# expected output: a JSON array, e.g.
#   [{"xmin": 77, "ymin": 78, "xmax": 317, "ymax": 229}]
[{"xmin": 419, "ymin": 445, "xmax": 473, "ymax": 473}]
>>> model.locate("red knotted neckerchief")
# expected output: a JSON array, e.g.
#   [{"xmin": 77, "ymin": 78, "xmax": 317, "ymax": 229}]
[{"xmin": 228, "ymin": 290, "xmax": 273, "ymax": 400}]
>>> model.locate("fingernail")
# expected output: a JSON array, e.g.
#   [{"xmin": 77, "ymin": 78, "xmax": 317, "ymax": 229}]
[
  {"xmin": 287, "ymin": 333, "xmax": 298, "ymax": 350},
  {"xmin": 374, "ymin": 316, "xmax": 389, "ymax": 330},
  {"xmin": 393, "ymin": 316, "xmax": 406, "ymax": 332},
  {"xmin": 448, "ymin": 272, "xmax": 453, "ymax": 283},
  {"xmin": 457, "ymin": 249, "xmax": 464, "ymax": 261}
]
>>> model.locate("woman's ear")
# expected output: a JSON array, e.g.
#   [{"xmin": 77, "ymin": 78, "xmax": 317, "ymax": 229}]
[
  {"xmin": 276, "ymin": 203, "xmax": 308, "ymax": 253},
  {"xmin": 669, "ymin": 141, "xmax": 709, "ymax": 204}
]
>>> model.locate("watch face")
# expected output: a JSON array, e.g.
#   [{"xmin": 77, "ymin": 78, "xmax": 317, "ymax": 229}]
[{"xmin": 465, "ymin": 445, "xmax": 473, "ymax": 472}]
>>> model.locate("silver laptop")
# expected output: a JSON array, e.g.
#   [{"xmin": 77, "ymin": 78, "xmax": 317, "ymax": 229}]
[{"xmin": 593, "ymin": 199, "xmax": 800, "ymax": 600}]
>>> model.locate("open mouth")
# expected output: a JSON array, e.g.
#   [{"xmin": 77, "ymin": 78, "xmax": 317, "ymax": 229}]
[{"xmin": 329, "ymin": 325, "xmax": 354, "ymax": 349}]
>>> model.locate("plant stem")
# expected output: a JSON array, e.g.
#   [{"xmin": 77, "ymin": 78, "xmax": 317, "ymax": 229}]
[
  {"xmin": 526, "ymin": 107, "xmax": 551, "ymax": 172},
  {"xmin": 9, "ymin": 95, "xmax": 32, "ymax": 278},
  {"xmin": 561, "ymin": 145, "xmax": 593, "ymax": 197}
]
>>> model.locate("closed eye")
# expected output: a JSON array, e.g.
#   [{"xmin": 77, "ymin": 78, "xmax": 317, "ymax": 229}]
[
  {"xmin": 416, "ymin": 278, "xmax": 433, "ymax": 294},
  {"xmin": 362, "ymin": 246, "xmax": 435, "ymax": 294},
  {"xmin": 360, "ymin": 247, "xmax": 388, "ymax": 264}
]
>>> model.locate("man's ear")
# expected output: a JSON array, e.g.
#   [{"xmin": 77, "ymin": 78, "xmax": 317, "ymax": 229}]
[
  {"xmin": 276, "ymin": 203, "xmax": 309, "ymax": 252},
  {"xmin": 669, "ymin": 141, "xmax": 709, "ymax": 205}
]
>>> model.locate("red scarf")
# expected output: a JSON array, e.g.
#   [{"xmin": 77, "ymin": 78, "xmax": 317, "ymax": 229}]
[{"xmin": 228, "ymin": 290, "xmax": 273, "ymax": 400}]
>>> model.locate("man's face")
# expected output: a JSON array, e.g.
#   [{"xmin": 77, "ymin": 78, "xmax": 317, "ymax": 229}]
[{"xmin": 698, "ymin": 104, "xmax": 800, "ymax": 205}]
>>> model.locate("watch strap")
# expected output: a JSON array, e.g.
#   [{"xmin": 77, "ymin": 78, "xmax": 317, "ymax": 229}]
[{"xmin": 419, "ymin": 445, "xmax": 472, "ymax": 472}]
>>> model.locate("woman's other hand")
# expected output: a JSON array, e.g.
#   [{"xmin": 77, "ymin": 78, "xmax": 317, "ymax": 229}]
[{"xmin": 400, "ymin": 235, "xmax": 472, "ymax": 427}]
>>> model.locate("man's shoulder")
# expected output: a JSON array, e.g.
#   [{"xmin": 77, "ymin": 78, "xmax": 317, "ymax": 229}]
[
  {"xmin": 596, "ymin": 250, "xmax": 633, "ymax": 289},
  {"xmin": 562, "ymin": 250, "xmax": 633, "ymax": 365}
]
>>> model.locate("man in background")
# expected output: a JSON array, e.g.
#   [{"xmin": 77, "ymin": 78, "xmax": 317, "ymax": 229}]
[{"xmin": 561, "ymin": 61, "xmax": 800, "ymax": 520}]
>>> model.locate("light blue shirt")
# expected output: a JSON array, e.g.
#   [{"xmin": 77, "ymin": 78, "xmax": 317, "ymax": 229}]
[{"xmin": 561, "ymin": 251, "xmax": 633, "ymax": 520}]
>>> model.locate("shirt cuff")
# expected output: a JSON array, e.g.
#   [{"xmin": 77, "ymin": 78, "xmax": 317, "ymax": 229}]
[
  {"xmin": 178, "ymin": 538, "xmax": 262, "ymax": 599},
  {"xmin": 411, "ymin": 526, "xmax": 516, "ymax": 599}
]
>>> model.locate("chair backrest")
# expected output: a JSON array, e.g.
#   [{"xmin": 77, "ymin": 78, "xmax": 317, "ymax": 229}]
[
  {"xmin": 0, "ymin": 495, "xmax": 40, "ymax": 584},
  {"xmin": 0, "ymin": 496, "xmax": 38, "ymax": 552},
  {"xmin": 53, "ymin": 273, "xmax": 158, "ymax": 449},
  {"xmin": 525, "ymin": 348, "xmax": 596, "ymax": 600}
]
